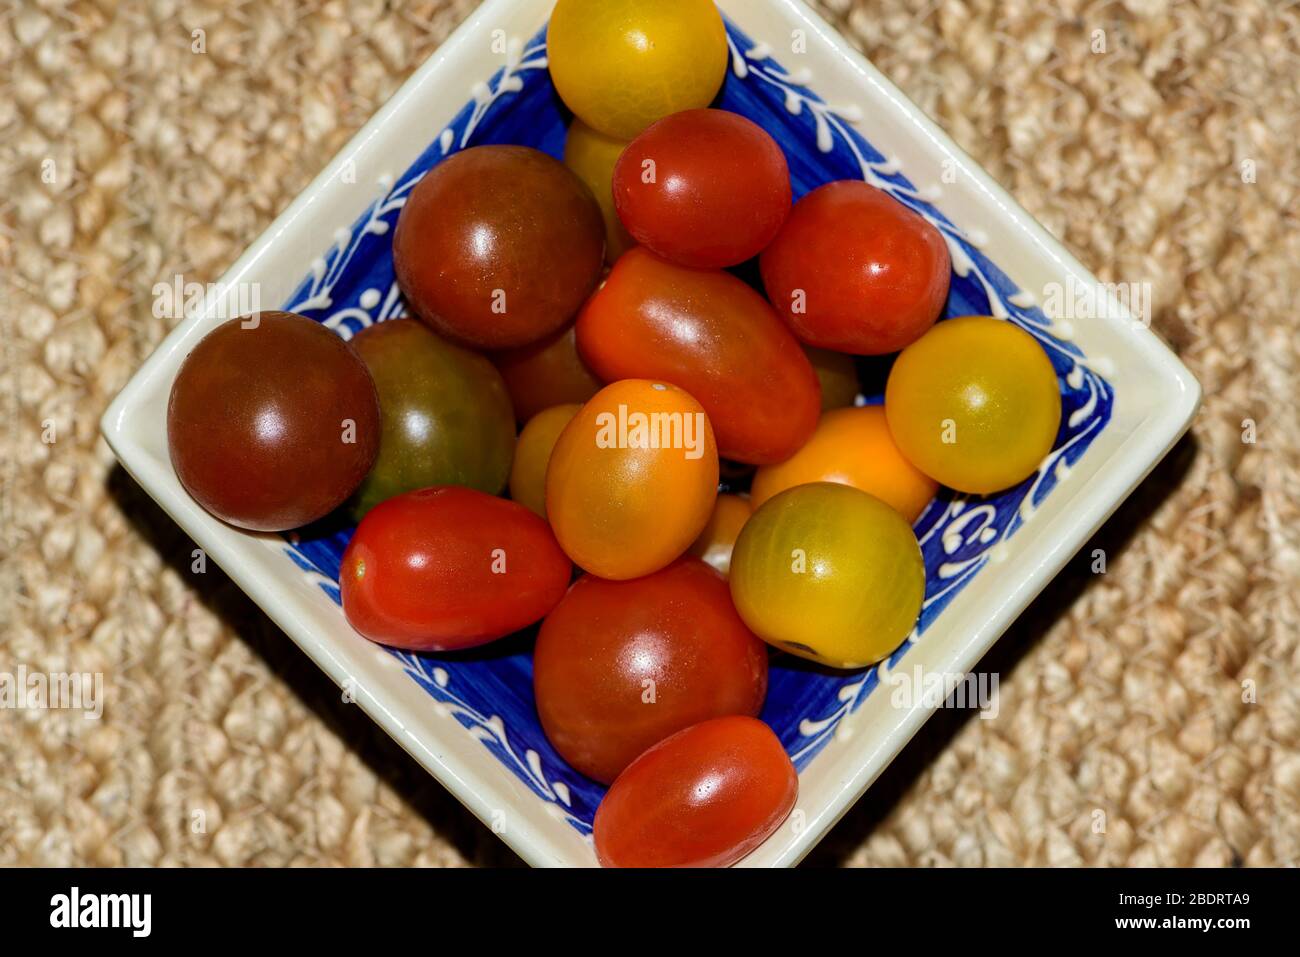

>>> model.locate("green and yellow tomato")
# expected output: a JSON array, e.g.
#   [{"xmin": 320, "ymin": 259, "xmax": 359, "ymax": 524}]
[
  {"xmin": 729, "ymin": 482, "xmax": 925, "ymax": 669},
  {"xmin": 349, "ymin": 318, "xmax": 515, "ymax": 518}
]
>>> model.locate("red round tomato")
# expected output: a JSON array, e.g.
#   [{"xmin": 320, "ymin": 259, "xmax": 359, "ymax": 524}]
[
  {"xmin": 760, "ymin": 180, "xmax": 951, "ymax": 355},
  {"xmin": 612, "ymin": 109, "xmax": 791, "ymax": 268},
  {"xmin": 533, "ymin": 558, "xmax": 768, "ymax": 784},
  {"xmin": 594, "ymin": 715, "xmax": 798, "ymax": 868},
  {"xmin": 340, "ymin": 487, "xmax": 571, "ymax": 651},
  {"xmin": 575, "ymin": 246, "xmax": 820, "ymax": 464}
]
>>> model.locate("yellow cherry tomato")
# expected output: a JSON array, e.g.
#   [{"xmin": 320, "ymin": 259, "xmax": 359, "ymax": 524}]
[
  {"xmin": 730, "ymin": 483, "xmax": 924, "ymax": 669},
  {"xmin": 751, "ymin": 405, "xmax": 937, "ymax": 522},
  {"xmin": 510, "ymin": 404, "xmax": 582, "ymax": 518},
  {"xmin": 805, "ymin": 346, "xmax": 860, "ymax": 411},
  {"xmin": 563, "ymin": 120, "xmax": 635, "ymax": 263},
  {"xmin": 885, "ymin": 316, "xmax": 1061, "ymax": 495},
  {"xmin": 689, "ymin": 493, "xmax": 752, "ymax": 574},
  {"xmin": 547, "ymin": 0, "xmax": 728, "ymax": 140},
  {"xmin": 547, "ymin": 379, "xmax": 719, "ymax": 579}
]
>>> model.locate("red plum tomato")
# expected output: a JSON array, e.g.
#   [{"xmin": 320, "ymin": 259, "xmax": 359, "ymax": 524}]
[
  {"xmin": 575, "ymin": 247, "xmax": 820, "ymax": 464},
  {"xmin": 340, "ymin": 486, "xmax": 571, "ymax": 651},
  {"xmin": 593, "ymin": 715, "xmax": 798, "ymax": 868}
]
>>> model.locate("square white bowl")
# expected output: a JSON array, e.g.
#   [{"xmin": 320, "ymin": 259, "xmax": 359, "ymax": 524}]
[{"xmin": 101, "ymin": 0, "xmax": 1199, "ymax": 867}]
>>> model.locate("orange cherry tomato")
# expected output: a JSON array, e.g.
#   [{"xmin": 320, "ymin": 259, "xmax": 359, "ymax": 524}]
[
  {"xmin": 546, "ymin": 379, "xmax": 718, "ymax": 579},
  {"xmin": 492, "ymin": 322, "xmax": 602, "ymax": 423},
  {"xmin": 533, "ymin": 558, "xmax": 768, "ymax": 784},
  {"xmin": 594, "ymin": 716, "xmax": 798, "ymax": 868},
  {"xmin": 509, "ymin": 404, "xmax": 582, "ymax": 517},
  {"xmin": 576, "ymin": 246, "xmax": 821, "ymax": 464},
  {"xmin": 689, "ymin": 493, "xmax": 752, "ymax": 575},
  {"xmin": 750, "ymin": 405, "xmax": 937, "ymax": 522}
]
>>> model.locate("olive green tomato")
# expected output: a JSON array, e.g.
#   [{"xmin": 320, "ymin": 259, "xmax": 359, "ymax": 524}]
[
  {"xmin": 349, "ymin": 318, "xmax": 515, "ymax": 519},
  {"xmin": 729, "ymin": 482, "xmax": 925, "ymax": 669}
]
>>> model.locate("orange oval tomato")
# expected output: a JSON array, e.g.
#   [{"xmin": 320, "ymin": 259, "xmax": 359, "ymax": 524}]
[
  {"xmin": 546, "ymin": 379, "xmax": 718, "ymax": 579},
  {"xmin": 885, "ymin": 316, "xmax": 1062, "ymax": 494},
  {"xmin": 689, "ymin": 493, "xmax": 752, "ymax": 575},
  {"xmin": 594, "ymin": 716, "xmax": 797, "ymax": 868},
  {"xmin": 751, "ymin": 405, "xmax": 937, "ymax": 522},
  {"xmin": 509, "ymin": 404, "xmax": 582, "ymax": 517},
  {"xmin": 576, "ymin": 246, "xmax": 821, "ymax": 464},
  {"xmin": 492, "ymin": 322, "xmax": 602, "ymax": 423}
]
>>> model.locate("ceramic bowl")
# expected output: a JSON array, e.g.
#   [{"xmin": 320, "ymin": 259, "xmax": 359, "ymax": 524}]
[{"xmin": 101, "ymin": 0, "xmax": 1200, "ymax": 866}]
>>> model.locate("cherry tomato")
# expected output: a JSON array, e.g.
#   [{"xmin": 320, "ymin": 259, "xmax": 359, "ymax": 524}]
[
  {"xmin": 563, "ymin": 120, "xmax": 635, "ymax": 263},
  {"xmin": 760, "ymin": 180, "xmax": 951, "ymax": 355},
  {"xmin": 885, "ymin": 316, "xmax": 1061, "ymax": 494},
  {"xmin": 612, "ymin": 109, "xmax": 792, "ymax": 268},
  {"xmin": 593, "ymin": 715, "xmax": 797, "ymax": 868},
  {"xmin": 575, "ymin": 247, "xmax": 820, "ymax": 464},
  {"xmin": 689, "ymin": 493, "xmax": 751, "ymax": 575},
  {"xmin": 805, "ymin": 346, "xmax": 860, "ymax": 410},
  {"xmin": 751, "ymin": 405, "xmax": 937, "ymax": 522},
  {"xmin": 546, "ymin": 379, "xmax": 718, "ymax": 579},
  {"xmin": 509, "ymin": 404, "xmax": 581, "ymax": 518},
  {"xmin": 534, "ymin": 558, "xmax": 768, "ymax": 784},
  {"xmin": 547, "ymin": 0, "xmax": 728, "ymax": 140},
  {"xmin": 167, "ymin": 312, "xmax": 379, "ymax": 531},
  {"xmin": 349, "ymin": 319, "xmax": 515, "ymax": 518},
  {"xmin": 492, "ymin": 322, "xmax": 602, "ymax": 423},
  {"xmin": 340, "ymin": 487, "xmax": 570, "ymax": 651},
  {"xmin": 393, "ymin": 145, "xmax": 604, "ymax": 349},
  {"xmin": 730, "ymin": 483, "xmax": 924, "ymax": 668}
]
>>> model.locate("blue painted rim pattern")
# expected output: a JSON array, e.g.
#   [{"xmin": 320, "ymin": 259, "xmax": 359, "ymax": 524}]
[{"xmin": 277, "ymin": 19, "xmax": 1114, "ymax": 837}]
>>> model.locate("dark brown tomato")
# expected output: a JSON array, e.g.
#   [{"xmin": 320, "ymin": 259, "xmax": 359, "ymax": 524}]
[
  {"xmin": 532, "ymin": 557, "xmax": 768, "ymax": 784},
  {"xmin": 491, "ymin": 322, "xmax": 602, "ymax": 423},
  {"xmin": 393, "ymin": 145, "xmax": 605, "ymax": 349},
  {"xmin": 167, "ymin": 311, "xmax": 379, "ymax": 531},
  {"xmin": 574, "ymin": 246, "xmax": 821, "ymax": 464}
]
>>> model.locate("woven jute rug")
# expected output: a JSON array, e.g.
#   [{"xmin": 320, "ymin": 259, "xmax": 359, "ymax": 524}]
[{"xmin": 2, "ymin": 0, "xmax": 1297, "ymax": 867}]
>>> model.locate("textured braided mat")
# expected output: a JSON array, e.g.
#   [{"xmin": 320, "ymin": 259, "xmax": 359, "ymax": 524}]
[{"xmin": 2, "ymin": 0, "xmax": 1297, "ymax": 867}]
